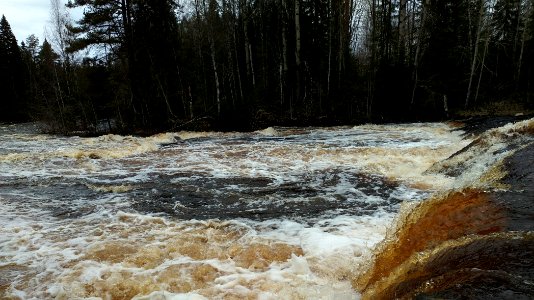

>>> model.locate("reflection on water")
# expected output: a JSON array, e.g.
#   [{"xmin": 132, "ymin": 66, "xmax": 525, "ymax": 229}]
[{"xmin": 1, "ymin": 120, "xmax": 530, "ymax": 299}]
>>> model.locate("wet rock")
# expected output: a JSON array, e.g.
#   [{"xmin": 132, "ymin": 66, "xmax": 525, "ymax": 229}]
[
  {"xmin": 355, "ymin": 120, "xmax": 534, "ymax": 299},
  {"xmin": 490, "ymin": 143, "xmax": 534, "ymax": 232},
  {"xmin": 455, "ymin": 114, "xmax": 533, "ymax": 137}
]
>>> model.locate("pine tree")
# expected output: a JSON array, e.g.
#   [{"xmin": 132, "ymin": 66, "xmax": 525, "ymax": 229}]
[
  {"xmin": 0, "ymin": 15, "xmax": 26, "ymax": 121},
  {"xmin": 127, "ymin": 0, "xmax": 183, "ymax": 128},
  {"xmin": 66, "ymin": 0, "xmax": 183, "ymax": 129},
  {"xmin": 21, "ymin": 34, "xmax": 40, "ymax": 118}
]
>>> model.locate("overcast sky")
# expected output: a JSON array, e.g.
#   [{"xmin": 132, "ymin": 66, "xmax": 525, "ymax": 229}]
[{"xmin": 0, "ymin": 0, "xmax": 82, "ymax": 44}]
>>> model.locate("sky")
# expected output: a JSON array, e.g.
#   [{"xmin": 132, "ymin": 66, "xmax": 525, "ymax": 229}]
[{"xmin": 0, "ymin": 0, "xmax": 82, "ymax": 44}]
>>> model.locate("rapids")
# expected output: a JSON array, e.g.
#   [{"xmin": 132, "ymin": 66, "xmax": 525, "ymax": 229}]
[{"xmin": 0, "ymin": 119, "xmax": 531, "ymax": 299}]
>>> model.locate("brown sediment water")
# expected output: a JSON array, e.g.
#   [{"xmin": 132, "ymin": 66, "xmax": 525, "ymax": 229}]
[
  {"xmin": 353, "ymin": 117, "xmax": 534, "ymax": 299},
  {"xmin": 353, "ymin": 188, "xmax": 507, "ymax": 292},
  {"xmin": 0, "ymin": 120, "xmax": 532, "ymax": 299},
  {"xmin": 358, "ymin": 232, "xmax": 534, "ymax": 299},
  {"xmin": 0, "ymin": 264, "xmax": 28, "ymax": 293}
]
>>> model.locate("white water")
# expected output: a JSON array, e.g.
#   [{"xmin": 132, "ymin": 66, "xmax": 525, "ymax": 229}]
[{"xmin": 0, "ymin": 122, "xmax": 470, "ymax": 299}]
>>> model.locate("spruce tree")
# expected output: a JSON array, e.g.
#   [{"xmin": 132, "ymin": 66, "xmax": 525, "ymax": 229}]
[
  {"xmin": 21, "ymin": 35, "xmax": 40, "ymax": 115},
  {"xmin": 67, "ymin": 0, "xmax": 183, "ymax": 129},
  {"xmin": 0, "ymin": 15, "xmax": 26, "ymax": 121}
]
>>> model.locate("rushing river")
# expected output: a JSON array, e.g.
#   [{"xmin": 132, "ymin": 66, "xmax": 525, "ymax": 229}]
[{"xmin": 0, "ymin": 120, "xmax": 531, "ymax": 299}]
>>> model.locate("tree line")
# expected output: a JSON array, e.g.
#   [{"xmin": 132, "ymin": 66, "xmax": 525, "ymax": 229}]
[{"xmin": 1, "ymin": 0, "xmax": 533, "ymax": 133}]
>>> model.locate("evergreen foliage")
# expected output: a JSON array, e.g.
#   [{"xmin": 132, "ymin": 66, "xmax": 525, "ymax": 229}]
[
  {"xmin": 1, "ymin": 0, "xmax": 533, "ymax": 131},
  {"xmin": 0, "ymin": 15, "xmax": 26, "ymax": 121}
]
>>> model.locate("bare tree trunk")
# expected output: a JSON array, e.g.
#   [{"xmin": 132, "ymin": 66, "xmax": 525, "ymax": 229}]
[
  {"xmin": 233, "ymin": 33, "xmax": 244, "ymax": 101},
  {"xmin": 327, "ymin": 0, "xmax": 333, "ymax": 98},
  {"xmin": 157, "ymin": 76, "xmax": 176, "ymax": 120},
  {"xmin": 513, "ymin": 0, "xmax": 522, "ymax": 61},
  {"xmin": 295, "ymin": 0, "xmax": 301, "ymax": 68},
  {"xmin": 48, "ymin": 0, "xmax": 68, "ymax": 60},
  {"xmin": 474, "ymin": 34, "xmax": 489, "ymax": 104},
  {"xmin": 443, "ymin": 94, "xmax": 449, "ymax": 118},
  {"xmin": 120, "ymin": 0, "xmax": 134, "ymax": 108},
  {"xmin": 408, "ymin": 0, "xmax": 417, "ymax": 67},
  {"xmin": 294, "ymin": 0, "xmax": 302, "ymax": 115},
  {"xmin": 280, "ymin": 0, "xmax": 289, "ymax": 114},
  {"xmin": 281, "ymin": 1, "xmax": 289, "ymax": 75},
  {"xmin": 194, "ymin": 0, "xmax": 209, "ymax": 113},
  {"xmin": 203, "ymin": 0, "xmax": 221, "ymax": 117},
  {"xmin": 226, "ymin": 40, "xmax": 236, "ymax": 110},
  {"xmin": 368, "ymin": 0, "xmax": 377, "ymax": 116},
  {"xmin": 172, "ymin": 49, "xmax": 188, "ymax": 119},
  {"xmin": 248, "ymin": 43, "xmax": 256, "ymax": 87},
  {"xmin": 465, "ymin": 0, "xmax": 484, "ymax": 108},
  {"xmin": 49, "ymin": 0, "xmax": 87, "ymax": 129},
  {"xmin": 515, "ymin": 1, "xmax": 530, "ymax": 88},
  {"xmin": 244, "ymin": 18, "xmax": 252, "ymax": 82},
  {"xmin": 338, "ymin": 0, "xmax": 344, "ymax": 88},
  {"xmin": 147, "ymin": 51, "xmax": 176, "ymax": 121},
  {"xmin": 467, "ymin": 0, "xmax": 473, "ymax": 57},
  {"xmin": 411, "ymin": 0, "xmax": 425, "ymax": 105},
  {"xmin": 53, "ymin": 66, "xmax": 66, "ymax": 131},
  {"xmin": 387, "ymin": 0, "xmax": 393, "ymax": 59},
  {"xmin": 398, "ymin": 0, "xmax": 407, "ymax": 62},
  {"xmin": 229, "ymin": 0, "xmax": 244, "ymax": 101},
  {"xmin": 189, "ymin": 86, "xmax": 194, "ymax": 119},
  {"xmin": 210, "ymin": 42, "xmax": 221, "ymax": 117},
  {"xmin": 241, "ymin": 0, "xmax": 255, "ymax": 87},
  {"xmin": 279, "ymin": 63, "xmax": 284, "ymax": 110},
  {"xmin": 281, "ymin": 0, "xmax": 289, "ymax": 74}
]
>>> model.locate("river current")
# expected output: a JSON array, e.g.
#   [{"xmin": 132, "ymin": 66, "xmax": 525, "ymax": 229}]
[{"xmin": 0, "ymin": 121, "xmax": 523, "ymax": 299}]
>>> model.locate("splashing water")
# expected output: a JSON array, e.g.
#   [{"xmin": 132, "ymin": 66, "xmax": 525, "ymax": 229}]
[
  {"xmin": 0, "ymin": 122, "xmax": 470, "ymax": 299},
  {"xmin": 354, "ymin": 118, "xmax": 534, "ymax": 299}
]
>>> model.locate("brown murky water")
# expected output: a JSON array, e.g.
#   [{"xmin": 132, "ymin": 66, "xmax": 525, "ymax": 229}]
[
  {"xmin": 354, "ymin": 118, "xmax": 534, "ymax": 300},
  {"xmin": 0, "ymin": 119, "xmax": 532, "ymax": 299}
]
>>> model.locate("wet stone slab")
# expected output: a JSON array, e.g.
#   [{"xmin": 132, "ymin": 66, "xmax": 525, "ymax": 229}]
[{"xmin": 129, "ymin": 170, "xmax": 415, "ymax": 221}]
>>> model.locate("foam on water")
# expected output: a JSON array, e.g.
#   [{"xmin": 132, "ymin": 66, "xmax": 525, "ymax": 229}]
[
  {"xmin": 428, "ymin": 118, "xmax": 534, "ymax": 188},
  {"xmin": 353, "ymin": 118, "xmax": 534, "ymax": 299},
  {"xmin": 0, "ymin": 122, "xmax": 470, "ymax": 299}
]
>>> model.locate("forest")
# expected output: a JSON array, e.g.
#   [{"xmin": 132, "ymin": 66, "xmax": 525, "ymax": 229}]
[{"xmin": 1, "ymin": 0, "xmax": 533, "ymax": 133}]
